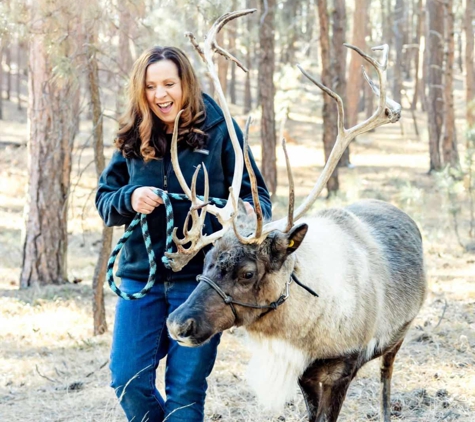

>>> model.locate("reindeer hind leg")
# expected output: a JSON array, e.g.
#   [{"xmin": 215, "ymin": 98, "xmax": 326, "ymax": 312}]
[{"xmin": 380, "ymin": 340, "xmax": 404, "ymax": 422}]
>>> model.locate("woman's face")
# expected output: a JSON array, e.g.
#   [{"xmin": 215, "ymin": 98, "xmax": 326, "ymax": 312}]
[{"xmin": 145, "ymin": 59, "xmax": 183, "ymax": 133}]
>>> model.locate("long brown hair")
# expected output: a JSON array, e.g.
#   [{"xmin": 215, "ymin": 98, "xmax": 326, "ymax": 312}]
[{"xmin": 115, "ymin": 46, "xmax": 207, "ymax": 161}]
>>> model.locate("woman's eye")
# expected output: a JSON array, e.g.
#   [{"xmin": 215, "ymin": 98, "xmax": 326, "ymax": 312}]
[
  {"xmin": 243, "ymin": 272, "xmax": 254, "ymax": 279},
  {"xmin": 146, "ymin": 86, "xmax": 154, "ymax": 90},
  {"xmin": 166, "ymin": 83, "xmax": 175, "ymax": 87}
]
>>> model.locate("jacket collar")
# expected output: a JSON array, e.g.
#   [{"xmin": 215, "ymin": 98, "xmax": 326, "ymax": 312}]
[{"xmin": 201, "ymin": 92, "xmax": 225, "ymax": 132}]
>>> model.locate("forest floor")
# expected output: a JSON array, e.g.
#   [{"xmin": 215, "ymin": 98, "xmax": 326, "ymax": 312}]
[{"xmin": 1, "ymin": 87, "xmax": 475, "ymax": 421}]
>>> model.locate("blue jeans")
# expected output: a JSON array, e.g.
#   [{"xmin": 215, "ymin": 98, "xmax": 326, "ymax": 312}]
[{"xmin": 110, "ymin": 277, "xmax": 221, "ymax": 422}]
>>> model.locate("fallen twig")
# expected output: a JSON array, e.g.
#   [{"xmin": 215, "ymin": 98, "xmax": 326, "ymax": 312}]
[
  {"xmin": 434, "ymin": 298, "xmax": 448, "ymax": 330},
  {"xmin": 35, "ymin": 365, "xmax": 59, "ymax": 384},
  {"xmin": 85, "ymin": 360, "xmax": 109, "ymax": 378}
]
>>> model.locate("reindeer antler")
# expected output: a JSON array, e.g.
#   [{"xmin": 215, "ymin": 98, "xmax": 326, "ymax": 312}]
[
  {"xmin": 164, "ymin": 9, "xmax": 257, "ymax": 271},
  {"xmin": 249, "ymin": 44, "xmax": 402, "ymax": 241}
]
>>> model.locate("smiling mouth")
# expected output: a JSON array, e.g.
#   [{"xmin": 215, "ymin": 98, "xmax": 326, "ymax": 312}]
[{"xmin": 157, "ymin": 101, "xmax": 173, "ymax": 109}]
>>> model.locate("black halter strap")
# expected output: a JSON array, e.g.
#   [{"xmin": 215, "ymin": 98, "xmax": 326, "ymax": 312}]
[{"xmin": 196, "ymin": 272, "xmax": 318, "ymax": 321}]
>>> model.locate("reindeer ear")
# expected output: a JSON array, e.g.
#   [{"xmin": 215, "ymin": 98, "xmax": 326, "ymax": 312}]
[
  {"xmin": 285, "ymin": 223, "xmax": 308, "ymax": 254},
  {"xmin": 266, "ymin": 223, "xmax": 308, "ymax": 271}
]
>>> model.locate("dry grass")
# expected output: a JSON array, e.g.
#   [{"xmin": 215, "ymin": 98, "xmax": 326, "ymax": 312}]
[{"xmin": 1, "ymin": 95, "xmax": 475, "ymax": 421}]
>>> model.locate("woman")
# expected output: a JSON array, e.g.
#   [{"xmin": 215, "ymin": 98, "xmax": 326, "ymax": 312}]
[{"xmin": 95, "ymin": 46, "xmax": 271, "ymax": 421}]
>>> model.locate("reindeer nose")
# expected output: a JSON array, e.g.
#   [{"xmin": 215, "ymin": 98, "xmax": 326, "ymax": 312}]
[
  {"xmin": 179, "ymin": 318, "xmax": 196, "ymax": 338},
  {"xmin": 167, "ymin": 316, "xmax": 197, "ymax": 342}
]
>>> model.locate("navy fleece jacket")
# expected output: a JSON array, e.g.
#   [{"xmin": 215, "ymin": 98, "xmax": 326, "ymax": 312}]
[{"xmin": 95, "ymin": 93, "xmax": 272, "ymax": 282}]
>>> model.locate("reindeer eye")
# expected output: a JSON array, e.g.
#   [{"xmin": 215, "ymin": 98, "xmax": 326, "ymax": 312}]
[{"xmin": 244, "ymin": 272, "xmax": 254, "ymax": 279}]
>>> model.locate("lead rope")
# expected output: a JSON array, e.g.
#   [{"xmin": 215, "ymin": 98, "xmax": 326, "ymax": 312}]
[{"xmin": 107, "ymin": 189, "xmax": 226, "ymax": 300}]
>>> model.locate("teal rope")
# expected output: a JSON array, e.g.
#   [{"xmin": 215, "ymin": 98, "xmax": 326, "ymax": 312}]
[{"xmin": 107, "ymin": 189, "xmax": 227, "ymax": 300}]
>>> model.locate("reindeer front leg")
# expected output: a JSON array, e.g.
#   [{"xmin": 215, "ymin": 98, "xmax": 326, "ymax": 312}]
[{"xmin": 299, "ymin": 356, "xmax": 360, "ymax": 422}]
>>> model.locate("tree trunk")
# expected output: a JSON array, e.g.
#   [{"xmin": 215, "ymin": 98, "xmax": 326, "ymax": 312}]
[
  {"xmin": 259, "ymin": 0, "xmax": 277, "ymax": 196},
  {"xmin": 411, "ymin": 0, "xmax": 423, "ymax": 110},
  {"xmin": 420, "ymin": 6, "xmax": 428, "ymax": 112},
  {"xmin": 316, "ymin": 0, "xmax": 339, "ymax": 194},
  {"xmin": 466, "ymin": 0, "xmax": 474, "ymax": 130},
  {"xmin": 228, "ymin": 0, "xmax": 238, "ymax": 104},
  {"xmin": 116, "ymin": 1, "xmax": 134, "ymax": 117},
  {"xmin": 393, "ymin": 0, "xmax": 404, "ymax": 105},
  {"xmin": 244, "ymin": 0, "xmax": 253, "ymax": 113},
  {"xmin": 6, "ymin": 45, "xmax": 11, "ymax": 101},
  {"xmin": 17, "ymin": 39, "xmax": 22, "ymax": 111},
  {"xmin": 346, "ymin": 0, "xmax": 368, "ymax": 128},
  {"xmin": 0, "ymin": 46, "xmax": 3, "ymax": 120},
  {"xmin": 442, "ymin": 0, "xmax": 459, "ymax": 168},
  {"xmin": 381, "ymin": 0, "xmax": 392, "ymax": 48},
  {"xmin": 281, "ymin": 0, "xmax": 299, "ymax": 64},
  {"xmin": 86, "ymin": 26, "xmax": 111, "ymax": 336},
  {"xmin": 332, "ymin": 0, "xmax": 350, "ymax": 166},
  {"xmin": 365, "ymin": 0, "xmax": 374, "ymax": 121},
  {"xmin": 426, "ymin": 0, "xmax": 444, "ymax": 172},
  {"xmin": 21, "ymin": 2, "xmax": 80, "ymax": 288}
]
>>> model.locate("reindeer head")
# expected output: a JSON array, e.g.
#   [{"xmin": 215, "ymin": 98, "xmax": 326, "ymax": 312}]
[
  {"xmin": 165, "ymin": 10, "xmax": 401, "ymax": 346},
  {"xmin": 167, "ymin": 201, "xmax": 308, "ymax": 347}
]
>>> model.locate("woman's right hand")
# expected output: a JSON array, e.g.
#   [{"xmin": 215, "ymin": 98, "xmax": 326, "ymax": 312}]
[{"xmin": 131, "ymin": 187, "xmax": 164, "ymax": 214}]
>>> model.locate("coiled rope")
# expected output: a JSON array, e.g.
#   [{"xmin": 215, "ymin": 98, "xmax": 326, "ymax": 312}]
[{"xmin": 107, "ymin": 189, "xmax": 226, "ymax": 300}]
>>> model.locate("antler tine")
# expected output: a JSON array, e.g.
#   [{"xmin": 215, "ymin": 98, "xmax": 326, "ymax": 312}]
[
  {"xmin": 296, "ymin": 63, "xmax": 345, "ymax": 136},
  {"xmin": 230, "ymin": 185, "xmax": 254, "ymax": 244},
  {"xmin": 344, "ymin": 43, "xmax": 389, "ymax": 71},
  {"xmin": 172, "ymin": 225, "xmax": 190, "ymax": 247},
  {"xmin": 282, "ymin": 137, "xmax": 295, "ymax": 233},
  {"xmin": 243, "ymin": 117, "xmax": 263, "ymax": 238},
  {"xmin": 213, "ymin": 45, "xmax": 249, "ymax": 73},
  {"xmin": 257, "ymin": 43, "xmax": 401, "ymax": 239},
  {"xmin": 185, "ymin": 32, "xmax": 205, "ymax": 62},
  {"xmin": 198, "ymin": 9, "xmax": 257, "ymax": 222},
  {"xmin": 181, "ymin": 212, "xmax": 191, "ymax": 238},
  {"xmin": 190, "ymin": 164, "xmax": 201, "ymax": 206},
  {"xmin": 171, "ymin": 110, "xmax": 193, "ymax": 199},
  {"xmin": 213, "ymin": 9, "xmax": 257, "ymax": 35}
]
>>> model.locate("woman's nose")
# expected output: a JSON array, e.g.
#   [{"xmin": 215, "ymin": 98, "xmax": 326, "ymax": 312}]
[{"xmin": 154, "ymin": 86, "xmax": 167, "ymax": 99}]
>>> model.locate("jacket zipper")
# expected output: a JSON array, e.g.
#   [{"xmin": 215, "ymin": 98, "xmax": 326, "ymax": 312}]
[{"xmin": 163, "ymin": 142, "xmax": 175, "ymax": 191}]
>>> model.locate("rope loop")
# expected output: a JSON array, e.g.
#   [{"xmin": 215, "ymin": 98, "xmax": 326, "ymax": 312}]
[{"xmin": 107, "ymin": 189, "xmax": 226, "ymax": 300}]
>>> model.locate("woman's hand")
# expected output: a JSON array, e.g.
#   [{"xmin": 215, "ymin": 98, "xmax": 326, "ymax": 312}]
[{"xmin": 131, "ymin": 187, "xmax": 164, "ymax": 214}]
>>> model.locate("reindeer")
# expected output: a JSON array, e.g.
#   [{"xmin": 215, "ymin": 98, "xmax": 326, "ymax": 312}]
[{"xmin": 164, "ymin": 10, "xmax": 426, "ymax": 422}]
